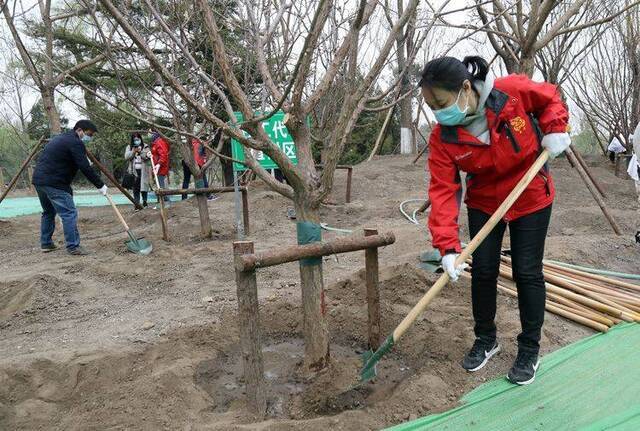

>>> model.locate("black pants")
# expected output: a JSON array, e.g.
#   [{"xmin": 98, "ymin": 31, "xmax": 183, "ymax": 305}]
[
  {"xmin": 468, "ymin": 205, "xmax": 552, "ymax": 354},
  {"xmin": 181, "ymin": 161, "xmax": 209, "ymax": 200},
  {"xmin": 133, "ymin": 169, "xmax": 148, "ymax": 206}
]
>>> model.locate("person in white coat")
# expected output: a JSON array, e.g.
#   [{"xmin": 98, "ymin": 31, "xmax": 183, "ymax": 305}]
[
  {"xmin": 125, "ymin": 133, "xmax": 151, "ymax": 208},
  {"xmin": 628, "ymin": 122, "xmax": 640, "ymax": 243}
]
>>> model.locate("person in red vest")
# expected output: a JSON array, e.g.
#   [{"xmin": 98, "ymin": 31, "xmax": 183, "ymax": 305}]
[
  {"xmin": 150, "ymin": 130, "xmax": 170, "ymax": 203},
  {"xmin": 420, "ymin": 56, "xmax": 570, "ymax": 385},
  {"xmin": 181, "ymin": 137, "xmax": 217, "ymax": 201}
]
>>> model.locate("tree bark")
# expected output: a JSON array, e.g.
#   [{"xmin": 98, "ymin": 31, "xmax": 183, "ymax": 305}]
[
  {"xmin": 42, "ymin": 88, "xmax": 61, "ymax": 135},
  {"xmin": 295, "ymin": 198, "xmax": 330, "ymax": 372}
]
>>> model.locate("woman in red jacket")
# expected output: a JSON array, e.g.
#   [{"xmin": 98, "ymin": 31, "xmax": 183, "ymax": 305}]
[
  {"xmin": 420, "ymin": 56, "xmax": 570, "ymax": 385},
  {"xmin": 150, "ymin": 131, "xmax": 171, "ymax": 203}
]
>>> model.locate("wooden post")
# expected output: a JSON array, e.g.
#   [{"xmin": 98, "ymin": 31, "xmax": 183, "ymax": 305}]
[
  {"xmin": 0, "ymin": 167, "xmax": 5, "ymax": 188},
  {"xmin": 364, "ymin": 228, "xmax": 381, "ymax": 350},
  {"xmin": 241, "ymin": 188, "xmax": 250, "ymax": 235},
  {"xmin": 27, "ymin": 166, "xmax": 34, "ymax": 191},
  {"xmin": 85, "ymin": 149, "xmax": 142, "ymax": 210},
  {"xmin": 0, "ymin": 138, "xmax": 45, "ymax": 205},
  {"xmin": 233, "ymin": 241, "xmax": 267, "ymax": 416},
  {"xmin": 345, "ymin": 167, "xmax": 353, "ymax": 203},
  {"xmin": 367, "ymin": 105, "xmax": 395, "ymax": 162},
  {"xmin": 570, "ymin": 145, "xmax": 606, "ymax": 198},
  {"xmin": 566, "ymin": 147, "xmax": 621, "ymax": 235}
]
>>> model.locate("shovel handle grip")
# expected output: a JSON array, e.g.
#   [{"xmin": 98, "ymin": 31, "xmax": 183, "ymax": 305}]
[
  {"xmin": 392, "ymin": 150, "xmax": 551, "ymax": 341},
  {"xmin": 106, "ymin": 194, "xmax": 131, "ymax": 231}
]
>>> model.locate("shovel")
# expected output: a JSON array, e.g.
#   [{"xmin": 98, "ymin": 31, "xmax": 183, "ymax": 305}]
[
  {"xmin": 360, "ymin": 150, "xmax": 551, "ymax": 382},
  {"xmin": 105, "ymin": 193, "xmax": 153, "ymax": 255}
]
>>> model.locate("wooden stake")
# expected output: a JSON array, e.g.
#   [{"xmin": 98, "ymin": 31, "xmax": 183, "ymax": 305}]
[
  {"xmin": 345, "ymin": 167, "xmax": 353, "ymax": 203},
  {"xmin": 0, "ymin": 137, "xmax": 45, "ymax": 205},
  {"xmin": 565, "ymin": 147, "xmax": 621, "ymax": 235},
  {"xmin": 497, "ymin": 284, "xmax": 608, "ymax": 332},
  {"xmin": 364, "ymin": 228, "xmax": 381, "ymax": 350},
  {"xmin": 543, "ymin": 261, "xmax": 640, "ymax": 293},
  {"xmin": 570, "ymin": 146, "xmax": 607, "ymax": 198},
  {"xmin": 85, "ymin": 149, "xmax": 142, "ymax": 210},
  {"xmin": 148, "ymin": 153, "xmax": 169, "ymax": 241},
  {"xmin": 241, "ymin": 188, "xmax": 250, "ymax": 235},
  {"xmin": 0, "ymin": 167, "xmax": 5, "ymax": 188},
  {"xmin": 367, "ymin": 105, "xmax": 395, "ymax": 162},
  {"xmin": 233, "ymin": 241, "xmax": 267, "ymax": 416}
]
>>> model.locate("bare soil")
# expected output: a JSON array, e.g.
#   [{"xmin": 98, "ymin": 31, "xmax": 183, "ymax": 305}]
[{"xmin": 1, "ymin": 155, "xmax": 638, "ymax": 430}]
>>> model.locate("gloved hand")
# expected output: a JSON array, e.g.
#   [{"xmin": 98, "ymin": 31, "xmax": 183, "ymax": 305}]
[
  {"xmin": 99, "ymin": 185, "xmax": 108, "ymax": 196},
  {"xmin": 542, "ymin": 133, "xmax": 571, "ymax": 159},
  {"xmin": 153, "ymin": 164, "xmax": 160, "ymax": 175},
  {"xmin": 441, "ymin": 253, "xmax": 468, "ymax": 282}
]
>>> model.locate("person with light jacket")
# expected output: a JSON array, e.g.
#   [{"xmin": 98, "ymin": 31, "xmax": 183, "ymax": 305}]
[
  {"xmin": 420, "ymin": 56, "xmax": 570, "ymax": 385},
  {"xmin": 124, "ymin": 132, "xmax": 151, "ymax": 208},
  {"xmin": 628, "ymin": 122, "xmax": 640, "ymax": 243}
]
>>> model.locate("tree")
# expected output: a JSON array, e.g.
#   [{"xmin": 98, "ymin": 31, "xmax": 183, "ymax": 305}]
[
  {"xmin": 1, "ymin": 0, "xmax": 106, "ymax": 134},
  {"xmin": 87, "ymin": 0, "xmax": 427, "ymax": 371}
]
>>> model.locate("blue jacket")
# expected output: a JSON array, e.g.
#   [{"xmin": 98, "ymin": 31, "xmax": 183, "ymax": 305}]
[{"xmin": 32, "ymin": 131, "xmax": 105, "ymax": 194}]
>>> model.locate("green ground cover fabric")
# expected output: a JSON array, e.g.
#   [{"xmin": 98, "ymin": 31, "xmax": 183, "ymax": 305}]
[
  {"xmin": 387, "ymin": 323, "xmax": 640, "ymax": 431},
  {"xmin": 0, "ymin": 192, "xmax": 139, "ymax": 218}
]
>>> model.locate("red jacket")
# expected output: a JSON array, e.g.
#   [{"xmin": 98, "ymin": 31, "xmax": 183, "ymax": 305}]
[
  {"xmin": 428, "ymin": 75, "xmax": 569, "ymax": 255},
  {"xmin": 192, "ymin": 139, "xmax": 206, "ymax": 167},
  {"xmin": 151, "ymin": 136, "xmax": 170, "ymax": 176}
]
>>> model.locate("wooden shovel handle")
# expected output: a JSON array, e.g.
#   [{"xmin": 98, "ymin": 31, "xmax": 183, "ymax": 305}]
[
  {"xmin": 392, "ymin": 150, "xmax": 551, "ymax": 341},
  {"xmin": 106, "ymin": 193, "xmax": 130, "ymax": 231}
]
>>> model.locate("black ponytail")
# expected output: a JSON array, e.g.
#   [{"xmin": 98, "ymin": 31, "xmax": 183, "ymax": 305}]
[
  {"xmin": 462, "ymin": 56, "xmax": 489, "ymax": 81},
  {"xmin": 419, "ymin": 56, "xmax": 489, "ymax": 91}
]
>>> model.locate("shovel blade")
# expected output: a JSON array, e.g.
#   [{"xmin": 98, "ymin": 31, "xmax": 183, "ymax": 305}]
[
  {"xmin": 359, "ymin": 334, "xmax": 395, "ymax": 383},
  {"xmin": 125, "ymin": 238, "xmax": 153, "ymax": 255}
]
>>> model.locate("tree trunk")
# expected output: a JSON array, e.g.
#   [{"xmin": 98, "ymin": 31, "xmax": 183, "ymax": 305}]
[
  {"xmin": 520, "ymin": 55, "xmax": 536, "ymax": 78},
  {"xmin": 396, "ymin": 0, "xmax": 414, "ymax": 155},
  {"xmin": 294, "ymin": 197, "xmax": 330, "ymax": 372},
  {"xmin": 42, "ymin": 88, "xmax": 61, "ymax": 135},
  {"xmin": 195, "ymin": 173, "xmax": 213, "ymax": 239}
]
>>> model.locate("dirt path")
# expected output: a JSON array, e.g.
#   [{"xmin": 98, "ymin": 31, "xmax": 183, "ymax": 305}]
[{"xmin": 0, "ymin": 155, "xmax": 638, "ymax": 430}]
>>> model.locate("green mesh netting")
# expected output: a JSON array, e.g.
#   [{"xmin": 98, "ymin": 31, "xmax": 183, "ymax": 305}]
[
  {"xmin": 0, "ymin": 192, "xmax": 137, "ymax": 218},
  {"xmin": 387, "ymin": 323, "xmax": 640, "ymax": 431}
]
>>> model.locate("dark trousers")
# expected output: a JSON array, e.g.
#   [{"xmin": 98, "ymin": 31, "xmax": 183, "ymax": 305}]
[
  {"xmin": 133, "ymin": 169, "xmax": 148, "ymax": 206},
  {"xmin": 468, "ymin": 205, "xmax": 552, "ymax": 354},
  {"xmin": 181, "ymin": 160, "xmax": 208, "ymax": 200}
]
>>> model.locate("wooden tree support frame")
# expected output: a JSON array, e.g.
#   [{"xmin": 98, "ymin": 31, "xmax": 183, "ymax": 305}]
[
  {"xmin": 0, "ymin": 137, "xmax": 45, "ymax": 205},
  {"xmin": 565, "ymin": 146, "xmax": 621, "ymax": 235},
  {"xmin": 232, "ymin": 229, "xmax": 395, "ymax": 413},
  {"xmin": 316, "ymin": 165, "xmax": 354, "ymax": 203},
  {"xmin": 156, "ymin": 186, "xmax": 250, "ymax": 238},
  {"xmin": 86, "ymin": 149, "xmax": 143, "ymax": 210}
]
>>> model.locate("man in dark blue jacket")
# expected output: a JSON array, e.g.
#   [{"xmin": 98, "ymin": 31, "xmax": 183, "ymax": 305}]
[{"xmin": 32, "ymin": 120, "xmax": 108, "ymax": 255}]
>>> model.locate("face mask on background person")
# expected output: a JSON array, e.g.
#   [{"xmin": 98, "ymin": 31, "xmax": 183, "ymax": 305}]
[
  {"xmin": 134, "ymin": 138, "xmax": 142, "ymax": 146},
  {"xmin": 433, "ymin": 87, "xmax": 470, "ymax": 126},
  {"xmin": 81, "ymin": 134, "xmax": 92, "ymax": 144}
]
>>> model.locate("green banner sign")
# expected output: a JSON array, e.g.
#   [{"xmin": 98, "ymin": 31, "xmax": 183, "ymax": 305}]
[{"xmin": 231, "ymin": 111, "xmax": 298, "ymax": 172}]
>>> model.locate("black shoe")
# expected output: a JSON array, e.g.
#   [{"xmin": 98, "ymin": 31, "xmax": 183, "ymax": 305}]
[
  {"xmin": 67, "ymin": 246, "xmax": 90, "ymax": 256},
  {"xmin": 507, "ymin": 350, "xmax": 540, "ymax": 385},
  {"xmin": 143, "ymin": 202, "xmax": 148, "ymax": 208},
  {"xmin": 635, "ymin": 231, "xmax": 640, "ymax": 244},
  {"xmin": 41, "ymin": 243, "xmax": 58, "ymax": 253},
  {"xmin": 462, "ymin": 339, "xmax": 500, "ymax": 372}
]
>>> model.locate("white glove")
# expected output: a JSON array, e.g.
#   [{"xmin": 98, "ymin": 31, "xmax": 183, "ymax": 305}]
[
  {"xmin": 542, "ymin": 133, "xmax": 571, "ymax": 159},
  {"xmin": 99, "ymin": 185, "xmax": 108, "ymax": 196},
  {"xmin": 153, "ymin": 164, "xmax": 160, "ymax": 175},
  {"xmin": 441, "ymin": 253, "xmax": 468, "ymax": 282}
]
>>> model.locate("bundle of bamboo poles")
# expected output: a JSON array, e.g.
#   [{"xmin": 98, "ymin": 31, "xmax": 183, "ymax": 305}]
[{"xmin": 464, "ymin": 257, "xmax": 640, "ymax": 333}]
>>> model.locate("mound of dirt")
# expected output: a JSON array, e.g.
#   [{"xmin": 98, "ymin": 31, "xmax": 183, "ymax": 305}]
[{"xmin": 0, "ymin": 154, "xmax": 637, "ymax": 430}]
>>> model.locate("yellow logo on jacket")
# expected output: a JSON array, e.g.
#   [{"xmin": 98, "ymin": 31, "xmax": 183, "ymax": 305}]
[{"xmin": 510, "ymin": 116, "xmax": 526, "ymax": 134}]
